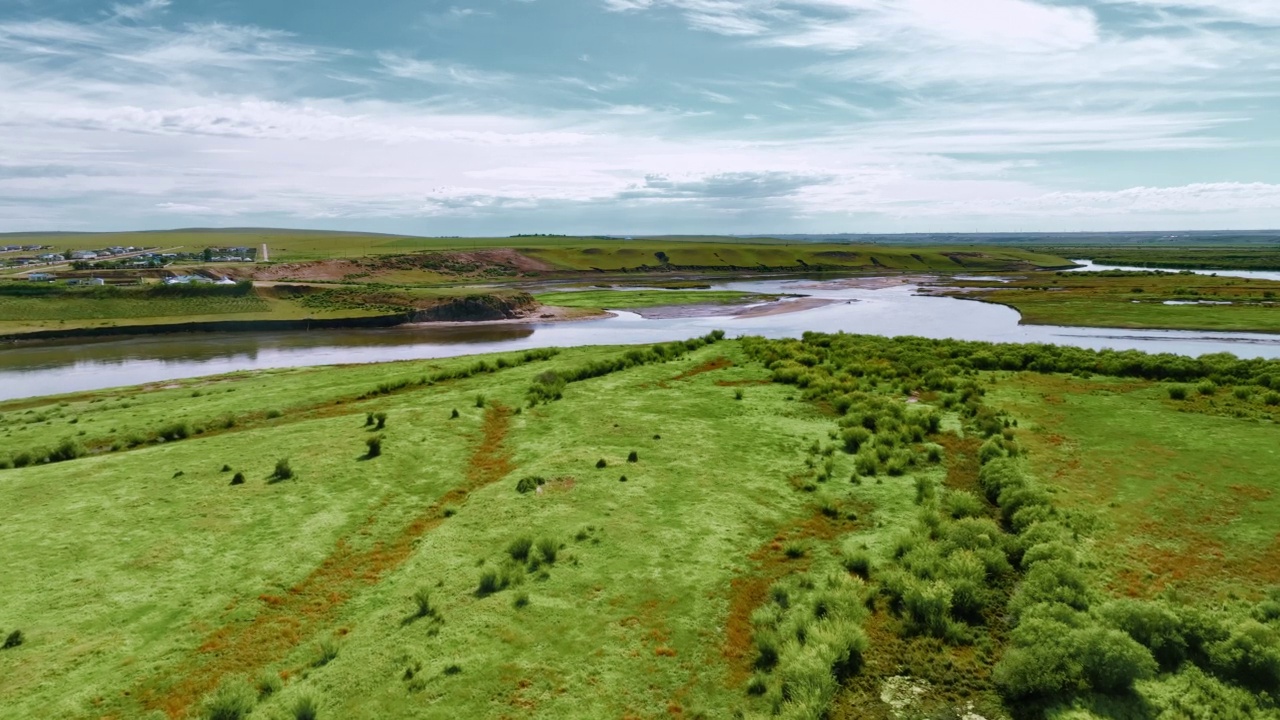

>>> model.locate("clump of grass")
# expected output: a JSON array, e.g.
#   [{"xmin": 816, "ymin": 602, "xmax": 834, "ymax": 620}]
[
  {"xmin": 618, "ymin": 475, "xmax": 628, "ymax": 483},
  {"xmin": 783, "ymin": 542, "xmax": 806, "ymax": 559},
  {"xmin": 1264, "ymin": 392, "xmax": 1280, "ymax": 407},
  {"xmin": 1197, "ymin": 381, "xmax": 1217, "ymax": 396},
  {"xmin": 1168, "ymin": 386, "xmax": 1188, "ymax": 400},
  {"xmin": 515, "ymin": 476, "xmax": 545, "ymax": 494},
  {"xmin": 842, "ymin": 549, "xmax": 874, "ymax": 579},
  {"xmin": 313, "ymin": 639, "xmax": 338, "ymax": 667},
  {"xmin": 412, "ymin": 588, "xmax": 437, "ymax": 619},
  {"xmin": 271, "ymin": 458, "xmax": 293, "ymax": 481},
  {"xmin": 536, "ymin": 538, "xmax": 558, "ymax": 564},
  {"xmin": 475, "ymin": 394, "xmax": 486, "ymax": 408},
  {"xmin": 364, "ymin": 412, "xmax": 374, "ymax": 427},
  {"xmin": 507, "ymin": 536, "xmax": 534, "ymax": 562},
  {"xmin": 265, "ymin": 409, "xmax": 283, "ymax": 419},
  {"xmin": 734, "ymin": 389, "xmax": 744, "ymax": 400},
  {"xmin": 443, "ymin": 664, "xmax": 462, "ymax": 676},
  {"xmin": 596, "ymin": 458, "xmax": 607, "ymax": 469},
  {"xmin": 450, "ymin": 409, "xmax": 459, "ymax": 419},
  {"xmin": 513, "ymin": 591, "xmax": 530, "ymax": 609},
  {"xmin": 230, "ymin": 472, "xmax": 245, "ymax": 486},
  {"xmin": 374, "ymin": 412, "xmax": 387, "ymax": 430},
  {"xmin": 254, "ymin": 672, "xmax": 281, "ymax": 699},
  {"xmin": 292, "ymin": 695, "xmax": 319, "ymax": 720},
  {"xmin": 3, "ymin": 630, "xmax": 23, "ymax": 649},
  {"xmin": 627, "ymin": 451, "xmax": 638, "ymax": 463},
  {"xmin": 653, "ymin": 434, "xmax": 661, "ymax": 440},
  {"xmin": 220, "ymin": 464, "xmax": 232, "ymax": 472},
  {"xmin": 365, "ymin": 435, "xmax": 383, "ymax": 459},
  {"xmin": 202, "ymin": 681, "xmax": 255, "ymax": 720}
]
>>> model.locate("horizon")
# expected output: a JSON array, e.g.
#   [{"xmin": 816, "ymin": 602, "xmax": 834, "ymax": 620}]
[{"xmin": 1, "ymin": 1, "xmax": 1278, "ymax": 234}]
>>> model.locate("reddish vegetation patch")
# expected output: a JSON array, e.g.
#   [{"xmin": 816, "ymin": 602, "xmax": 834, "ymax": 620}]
[
  {"xmin": 721, "ymin": 505, "xmax": 865, "ymax": 685},
  {"xmin": 936, "ymin": 433, "xmax": 981, "ymax": 494},
  {"xmin": 134, "ymin": 406, "xmax": 514, "ymax": 719},
  {"xmin": 672, "ymin": 357, "xmax": 733, "ymax": 381}
]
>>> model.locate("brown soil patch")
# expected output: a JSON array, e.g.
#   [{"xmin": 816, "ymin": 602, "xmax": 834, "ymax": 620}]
[
  {"xmin": 672, "ymin": 357, "xmax": 733, "ymax": 381},
  {"xmin": 133, "ymin": 406, "xmax": 514, "ymax": 718},
  {"xmin": 722, "ymin": 503, "xmax": 866, "ymax": 686}
]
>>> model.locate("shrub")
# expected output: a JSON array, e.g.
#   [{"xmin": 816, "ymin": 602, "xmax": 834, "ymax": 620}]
[
  {"xmin": 292, "ymin": 695, "xmax": 319, "ymax": 720},
  {"xmin": 265, "ymin": 409, "xmax": 283, "ymax": 419},
  {"xmin": 1233, "ymin": 386, "xmax": 1254, "ymax": 400},
  {"xmin": 1264, "ymin": 392, "xmax": 1280, "ymax": 407},
  {"xmin": 515, "ymin": 476, "xmax": 545, "ymax": 494},
  {"xmin": 627, "ymin": 451, "xmax": 638, "ymax": 463},
  {"xmin": 924, "ymin": 443, "xmax": 944, "ymax": 463},
  {"xmin": 1205, "ymin": 620, "xmax": 1280, "ymax": 690},
  {"xmin": 1096, "ymin": 599, "xmax": 1188, "ymax": 671},
  {"xmin": 365, "ymin": 435, "xmax": 382, "ymax": 458},
  {"xmin": 507, "ymin": 536, "xmax": 534, "ymax": 562},
  {"xmin": 944, "ymin": 491, "xmax": 985, "ymax": 519},
  {"xmin": 1197, "ymin": 381, "xmax": 1217, "ymax": 396},
  {"xmin": 3, "ymin": 630, "xmax": 22, "ymax": 649},
  {"xmin": 595, "ymin": 458, "xmax": 607, "ymax": 469},
  {"xmin": 272, "ymin": 458, "xmax": 293, "ymax": 481},
  {"xmin": 12, "ymin": 451, "xmax": 33, "ymax": 468},
  {"xmin": 202, "ymin": 682, "xmax": 256, "ymax": 720},
  {"xmin": 374, "ymin": 412, "xmax": 387, "ymax": 430},
  {"xmin": 536, "ymin": 538, "xmax": 558, "ymax": 564},
  {"xmin": 158, "ymin": 422, "xmax": 191, "ymax": 442},
  {"xmin": 230, "ymin": 472, "xmax": 245, "ymax": 486}
]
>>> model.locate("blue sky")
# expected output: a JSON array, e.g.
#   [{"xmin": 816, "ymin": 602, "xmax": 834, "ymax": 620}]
[{"xmin": 1, "ymin": 0, "xmax": 1278, "ymax": 235}]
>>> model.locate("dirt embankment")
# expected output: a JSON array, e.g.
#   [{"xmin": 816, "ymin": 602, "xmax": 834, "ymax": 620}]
[{"xmin": 411, "ymin": 293, "xmax": 539, "ymax": 322}]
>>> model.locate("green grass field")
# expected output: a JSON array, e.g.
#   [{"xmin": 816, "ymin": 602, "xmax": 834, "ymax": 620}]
[
  {"xmin": 2, "ymin": 335, "xmax": 1279, "ymax": 719},
  {"xmin": 944, "ymin": 270, "xmax": 1280, "ymax": 334}
]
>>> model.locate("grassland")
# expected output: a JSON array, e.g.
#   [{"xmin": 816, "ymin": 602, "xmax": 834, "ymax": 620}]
[
  {"xmin": 2, "ymin": 334, "xmax": 1278, "ymax": 719},
  {"xmin": 1045, "ymin": 246, "xmax": 1280, "ymax": 271},
  {"xmin": 940, "ymin": 270, "xmax": 1280, "ymax": 334}
]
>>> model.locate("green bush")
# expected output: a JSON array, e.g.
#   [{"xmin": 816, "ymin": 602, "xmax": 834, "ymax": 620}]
[
  {"xmin": 364, "ymin": 412, "xmax": 374, "ymax": 427},
  {"xmin": 374, "ymin": 412, "xmax": 387, "ymax": 430},
  {"xmin": 1197, "ymin": 381, "xmax": 1218, "ymax": 396},
  {"xmin": 627, "ymin": 451, "xmax": 638, "ymax": 463},
  {"xmin": 1205, "ymin": 620, "xmax": 1280, "ymax": 690},
  {"xmin": 450, "ymin": 408, "xmax": 459, "ymax": 418},
  {"xmin": 595, "ymin": 458, "xmax": 607, "ymax": 469},
  {"xmin": 230, "ymin": 472, "xmax": 245, "ymax": 486},
  {"xmin": 1096, "ymin": 599, "xmax": 1188, "ymax": 671},
  {"xmin": 842, "ymin": 549, "xmax": 873, "ymax": 580},
  {"xmin": 995, "ymin": 615, "xmax": 1156, "ymax": 700},
  {"xmin": 1264, "ymin": 392, "xmax": 1280, "ymax": 407},
  {"xmin": 271, "ymin": 458, "xmax": 293, "ymax": 481},
  {"xmin": 1168, "ymin": 386, "xmax": 1188, "ymax": 400},
  {"xmin": 3, "ymin": 629, "xmax": 23, "ymax": 649},
  {"xmin": 158, "ymin": 422, "xmax": 191, "ymax": 442},
  {"xmin": 364, "ymin": 435, "xmax": 382, "ymax": 458},
  {"xmin": 943, "ymin": 491, "xmax": 985, "ymax": 519}
]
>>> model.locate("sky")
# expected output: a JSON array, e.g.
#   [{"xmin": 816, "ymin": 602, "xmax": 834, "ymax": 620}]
[{"xmin": 0, "ymin": 0, "xmax": 1278, "ymax": 235}]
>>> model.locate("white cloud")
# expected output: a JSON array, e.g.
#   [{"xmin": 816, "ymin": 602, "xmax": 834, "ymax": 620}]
[
  {"xmin": 111, "ymin": 0, "xmax": 171, "ymax": 21},
  {"xmin": 377, "ymin": 52, "xmax": 512, "ymax": 86}
]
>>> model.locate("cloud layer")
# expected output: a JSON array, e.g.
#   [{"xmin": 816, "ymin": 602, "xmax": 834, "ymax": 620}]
[{"xmin": 0, "ymin": 0, "xmax": 1276, "ymax": 233}]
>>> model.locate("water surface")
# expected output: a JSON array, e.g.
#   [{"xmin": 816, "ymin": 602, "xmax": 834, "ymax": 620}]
[{"xmin": 4, "ymin": 277, "xmax": 1280, "ymax": 401}]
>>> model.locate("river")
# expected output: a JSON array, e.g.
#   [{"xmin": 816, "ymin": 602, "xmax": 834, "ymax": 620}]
[{"xmin": 4, "ymin": 275, "xmax": 1280, "ymax": 402}]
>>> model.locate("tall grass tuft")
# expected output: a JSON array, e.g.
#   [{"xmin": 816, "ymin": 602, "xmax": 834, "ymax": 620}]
[
  {"xmin": 202, "ymin": 682, "xmax": 256, "ymax": 720},
  {"xmin": 292, "ymin": 695, "xmax": 319, "ymax": 720},
  {"xmin": 365, "ymin": 435, "xmax": 383, "ymax": 459},
  {"xmin": 507, "ymin": 536, "xmax": 534, "ymax": 562},
  {"xmin": 536, "ymin": 538, "xmax": 558, "ymax": 564},
  {"xmin": 3, "ymin": 630, "xmax": 23, "ymax": 649},
  {"xmin": 272, "ymin": 458, "xmax": 293, "ymax": 481}
]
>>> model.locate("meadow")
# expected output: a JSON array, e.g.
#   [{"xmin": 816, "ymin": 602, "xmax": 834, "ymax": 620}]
[
  {"xmin": 942, "ymin": 270, "xmax": 1280, "ymax": 334},
  {"xmin": 1, "ymin": 333, "xmax": 1278, "ymax": 719},
  {"xmin": 531, "ymin": 289, "xmax": 777, "ymax": 310}
]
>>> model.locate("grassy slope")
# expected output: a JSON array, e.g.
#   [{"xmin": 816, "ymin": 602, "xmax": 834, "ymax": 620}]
[
  {"xmin": 0, "ymin": 344, "xmax": 865, "ymax": 719},
  {"xmin": 1044, "ymin": 246, "xmax": 1280, "ymax": 271},
  {"xmin": 947, "ymin": 271, "xmax": 1280, "ymax": 334},
  {"xmin": 533, "ymin": 289, "xmax": 772, "ymax": 309},
  {"xmin": 2, "ymin": 341, "xmax": 1279, "ymax": 718},
  {"xmin": 992, "ymin": 374, "xmax": 1280, "ymax": 599}
]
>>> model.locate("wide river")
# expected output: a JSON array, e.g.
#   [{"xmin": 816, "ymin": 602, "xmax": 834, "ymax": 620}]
[{"xmin": 4, "ymin": 272, "xmax": 1280, "ymax": 402}]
